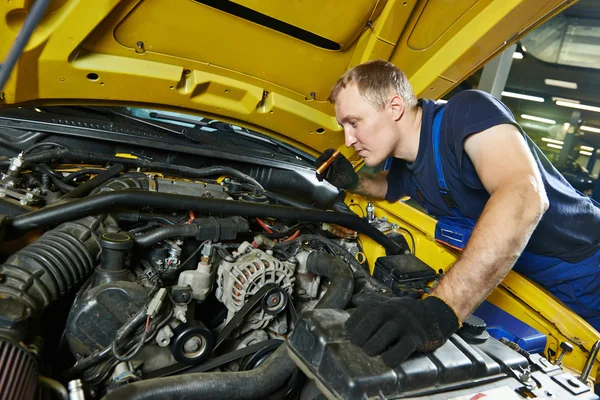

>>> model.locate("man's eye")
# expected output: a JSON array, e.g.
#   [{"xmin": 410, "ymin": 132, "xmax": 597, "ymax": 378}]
[{"xmin": 350, "ymin": 121, "xmax": 357, "ymax": 128}]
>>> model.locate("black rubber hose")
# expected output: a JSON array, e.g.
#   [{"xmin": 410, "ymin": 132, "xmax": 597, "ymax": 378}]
[
  {"xmin": 133, "ymin": 224, "xmax": 199, "ymax": 248},
  {"xmin": 306, "ymin": 252, "xmax": 354, "ymax": 309},
  {"xmin": 6, "ymin": 190, "xmax": 402, "ymax": 255},
  {"xmin": 277, "ymin": 234, "xmax": 389, "ymax": 292},
  {"xmin": 0, "ymin": 148, "xmax": 263, "ymax": 189},
  {"xmin": 0, "ymin": 216, "xmax": 107, "ymax": 316},
  {"xmin": 59, "ymin": 164, "xmax": 124, "ymax": 199},
  {"xmin": 35, "ymin": 164, "xmax": 75, "ymax": 192},
  {"xmin": 102, "ymin": 251, "xmax": 353, "ymax": 400},
  {"xmin": 61, "ymin": 168, "xmax": 108, "ymax": 183}
]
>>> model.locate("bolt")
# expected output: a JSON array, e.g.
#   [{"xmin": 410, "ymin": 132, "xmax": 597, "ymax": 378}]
[
  {"xmin": 545, "ymin": 391, "xmax": 554, "ymax": 397},
  {"xmin": 310, "ymin": 92, "xmax": 316, "ymax": 99},
  {"xmin": 183, "ymin": 336, "xmax": 203, "ymax": 353},
  {"xmin": 277, "ymin": 323, "xmax": 288, "ymax": 334},
  {"xmin": 267, "ymin": 293, "xmax": 281, "ymax": 307}
]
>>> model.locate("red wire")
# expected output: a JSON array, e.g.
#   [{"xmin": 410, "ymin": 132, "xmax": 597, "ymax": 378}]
[
  {"xmin": 145, "ymin": 315, "xmax": 150, "ymax": 332},
  {"xmin": 256, "ymin": 218, "xmax": 273, "ymax": 234},
  {"xmin": 186, "ymin": 210, "xmax": 196, "ymax": 224},
  {"xmin": 283, "ymin": 230, "xmax": 301, "ymax": 242}
]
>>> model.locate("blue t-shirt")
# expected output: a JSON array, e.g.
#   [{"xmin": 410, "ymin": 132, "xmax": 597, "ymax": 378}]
[{"xmin": 385, "ymin": 90, "xmax": 600, "ymax": 263}]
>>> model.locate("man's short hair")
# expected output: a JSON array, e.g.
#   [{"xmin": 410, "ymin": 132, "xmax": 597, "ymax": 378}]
[{"xmin": 328, "ymin": 59, "xmax": 417, "ymax": 110}]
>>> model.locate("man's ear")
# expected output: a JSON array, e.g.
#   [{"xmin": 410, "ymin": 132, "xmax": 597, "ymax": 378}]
[{"xmin": 390, "ymin": 95, "xmax": 405, "ymax": 121}]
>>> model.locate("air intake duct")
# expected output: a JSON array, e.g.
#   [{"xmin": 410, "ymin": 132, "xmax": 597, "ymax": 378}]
[{"xmin": 0, "ymin": 339, "xmax": 38, "ymax": 400}]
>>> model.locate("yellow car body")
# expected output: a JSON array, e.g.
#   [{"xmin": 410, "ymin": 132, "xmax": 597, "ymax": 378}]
[{"xmin": 1, "ymin": 0, "xmax": 597, "ymax": 386}]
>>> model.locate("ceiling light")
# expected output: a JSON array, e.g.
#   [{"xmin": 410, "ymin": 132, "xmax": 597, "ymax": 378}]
[
  {"xmin": 544, "ymin": 79, "xmax": 578, "ymax": 89},
  {"xmin": 547, "ymin": 143, "xmax": 563, "ymax": 150},
  {"xmin": 34, "ymin": 108, "xmax": 42, "ymax": 113},
  {"xmin": 513, "ymin": 52, "xmax": 523, "ymax": 59},
  {"xmin": 580, "ymin": 150, "xmax": 593, "ymax": 156},
  {"xmin": 502, "ymin": 92, "xmax": 544, "ymax": 102},
  {"xmin": 563, "ymin": 122, "xmax": 570, "ymax": 129},
  {"xmin": 542, "ymin": 138, "xmax": 564, "ymax": 145},
  {"xmin": 581, "ymin": 125, "xmax": 600, "ymax": 133},
  {"xmin": 552, "ymin": 97, "xmax": 580, "ymax": 104},
  {"xmin": 556, "ymin": 101, "xmax": 600, "ymax": 113},
  {"xmin": 580, "ymin": 145, "xmax": 595, "ymax": 151},
  {"xmin": 521, "ymin": 114, "xmax": 555, "ymax": 124},
  {"xmin": 437, "ymin": 99, "xmax": 448, "ymax": 104}
]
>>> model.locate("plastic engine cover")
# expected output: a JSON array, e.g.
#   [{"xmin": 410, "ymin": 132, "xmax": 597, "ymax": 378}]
[{"xmin": 288, "ymin": 309, "xmax": 599, "ymax": 400}]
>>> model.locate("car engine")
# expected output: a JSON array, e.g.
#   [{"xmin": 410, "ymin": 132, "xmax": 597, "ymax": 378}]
[{"xmin": 0, "ymin": 145, "xmax": 596, "ymax": 400}]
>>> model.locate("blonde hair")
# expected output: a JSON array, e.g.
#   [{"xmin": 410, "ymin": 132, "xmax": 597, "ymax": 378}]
[{"xmin": 329, "ymin": 59, "xmax": 417, "ymax": 110}]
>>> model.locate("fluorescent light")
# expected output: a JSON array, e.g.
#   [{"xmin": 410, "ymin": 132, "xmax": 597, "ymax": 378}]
[
  {"xmin": 437, "ymin": 99, "xmax": 448, "ymax": 104},
  {"xmin": 563, "ymin": 122, "xmax": 570, "ymax": 129},
  {"xmin": 542, "ymin": 138, "xmax": 564, "ymax": 145},
  {"xmin": 521, "ymin": 114, "xmax": 555, "ymax": 124},
  {"xmin": 547, "ymin": 143, "xmax": 563, "ymax": 150},
  {"xmin": 552, "ymin": 97, "xmax": 580, "ymax": 104},
  {"xmin": 580, "ymin": 150, "xmax": 593, "ymax": 156},
  {"xmin": 580, "ymin": 145, "xmax": 595, "ymax": 151},
  {"xmin": 544, "ymin": 79, "xmax": 578, "ymax": 89},
  {"xmin": 556, "ymin": 101, "xmax": 600, "ymax": 113},
  {"xmin": 34, "ymin": 108, "xmax": 42, "ymax": 113},
  {"xmin": 581, "ymin": 125, "xmax": 600, "ymax": 133},
  {"xmin": 502, "ymin": 91, "xmax": 544, "ymax": 102},
  {"xmin": 513, "ymin": 52, "xmax": 523, "ymax": 59}
]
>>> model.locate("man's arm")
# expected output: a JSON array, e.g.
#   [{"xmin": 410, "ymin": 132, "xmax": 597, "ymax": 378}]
[
  {"xmin": 353, "ymin": 171, "xmax": 389, "ymax": 199},
  {"xmin": 432, "ymin": 124, "xmax": 549, "ymax": 321}
]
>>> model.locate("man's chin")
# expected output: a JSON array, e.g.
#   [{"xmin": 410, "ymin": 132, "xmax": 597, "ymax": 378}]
[{"xmin": 363, "ymin": 156, "xmax": 384, "ymax": 168}]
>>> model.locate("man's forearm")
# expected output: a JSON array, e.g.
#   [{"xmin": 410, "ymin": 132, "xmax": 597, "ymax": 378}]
[
  {"xmin": 352, "ymin": 171, "xmax": 389, "ymax": 199},
  {"xmin": 432, "ymin": 178, "xmax": 549, "ymax": 321}
]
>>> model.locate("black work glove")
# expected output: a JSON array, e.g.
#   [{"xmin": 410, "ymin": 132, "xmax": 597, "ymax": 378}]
[
  {"xmin": 345, "ymin": 292, "xmax": 460, "ymax": 367},
  {"xmin": 315, "ymin": 148, "xmax": 359, "ymax": 190}
]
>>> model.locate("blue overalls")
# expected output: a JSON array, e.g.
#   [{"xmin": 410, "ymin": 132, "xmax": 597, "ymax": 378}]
[{"xmin": 417, "ymin": 107, "xmax": 600, "ymax": 331}]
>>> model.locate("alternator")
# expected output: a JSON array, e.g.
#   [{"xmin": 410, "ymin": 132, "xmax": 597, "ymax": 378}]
[{"xmin": 216, "ymin": 242, "xmax": 296, "ymax": 331}]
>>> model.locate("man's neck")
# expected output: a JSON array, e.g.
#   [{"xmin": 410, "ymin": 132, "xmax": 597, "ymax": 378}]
[{"xmin": 393, "ymin": 106, "xmax": 422, "ymax": 163}]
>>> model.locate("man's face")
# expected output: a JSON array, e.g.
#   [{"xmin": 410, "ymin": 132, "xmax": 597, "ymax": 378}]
[{"xmin": 334, "ymin": 83, "xmax": 399, "ymax": 167}]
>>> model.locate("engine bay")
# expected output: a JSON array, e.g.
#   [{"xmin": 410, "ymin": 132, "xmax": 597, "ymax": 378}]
[{"xmin": 0, "ymin": 124, "xmax": 597, "ymax": 399}]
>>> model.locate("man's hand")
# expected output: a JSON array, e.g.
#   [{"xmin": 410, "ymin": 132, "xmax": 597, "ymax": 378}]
[
  {"xmin": 345, "ymin": 292, "xmax": 460, "ymax": 367},
  {"xmin": 315, "ymin": 148, "xmax": 359, "ymax": 190}
]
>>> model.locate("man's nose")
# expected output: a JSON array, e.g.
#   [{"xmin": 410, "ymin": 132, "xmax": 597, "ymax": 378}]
[{"xmin": 345, "ymin": 131, "xmax": 358, "ymax": 148}]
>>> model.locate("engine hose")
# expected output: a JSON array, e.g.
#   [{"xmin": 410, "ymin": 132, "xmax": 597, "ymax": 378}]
[
  {"xmin": 0, "ymin": 216, "xmax": 110, "ymax": 322},
  {"xmin": 132, "ymin": 224, "xmax": 199, "ymax": 248},
  {"xmin": 305, "ymin": 251, "xmax": 354, "ymax": 309},
  {"xmin": 6, "ymin": 190, "xmax": 403, "ymax": 255},
  {"xmin": 102, "ymin": 251, "xmax": 353, "ymax": 400},
  {"xmin": 275, "ymin": 234, "xmax": 389, "ymax": 292},
  {"xmin": 59, "ymin": 164, "xmax": 124, "ymax": 200},
  {"xmin": 1, "ymin": 148, "xmax": 264, "ymax": 190}
]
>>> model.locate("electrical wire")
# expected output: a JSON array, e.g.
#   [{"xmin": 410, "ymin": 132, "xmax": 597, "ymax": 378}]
[
  {"xmin": 179, "ymin": 240, "xmax": 209, "ymax": 270},
  {"xmin": 348, "ymin": 202, "xmax": 365, "ymax": 217},
  {"xmin": 23, "ymin": 141, "xmax": 67, "ymax": 155},
  {"xmin": 256, "ymin": 217, "xmax": 273, "ymax": 234}
]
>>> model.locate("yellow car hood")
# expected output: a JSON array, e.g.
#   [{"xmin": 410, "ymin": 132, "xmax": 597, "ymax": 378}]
[{"xmin": 0, "ymin": 0, "xmax": 574, "ymax": 157}]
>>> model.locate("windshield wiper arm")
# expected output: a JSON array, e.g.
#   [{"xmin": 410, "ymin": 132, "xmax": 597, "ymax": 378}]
[{"xmin": 149, "ymin": 112, "xmax": 312, "ymax": 161}]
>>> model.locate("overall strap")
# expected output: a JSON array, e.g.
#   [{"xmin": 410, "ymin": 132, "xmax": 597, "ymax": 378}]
[{"xmin": 432, "ymin": 107, "xmax": 464, "ymax": 218}]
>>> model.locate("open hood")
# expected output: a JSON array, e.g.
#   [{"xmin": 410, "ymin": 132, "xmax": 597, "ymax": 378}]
[{"xmin": 0, "ymin": 0, "xmax": 575, "ymax": 157}]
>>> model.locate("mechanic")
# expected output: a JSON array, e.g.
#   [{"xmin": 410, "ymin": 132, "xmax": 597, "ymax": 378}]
[{"xmin": 316, "ymin": 59, "xmax": 600, "ymax": 368}]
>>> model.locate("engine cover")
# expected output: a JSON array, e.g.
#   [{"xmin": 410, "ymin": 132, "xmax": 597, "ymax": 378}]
[
  {"xmin": 216, "ymin": 242, "xmax": 296, "ymax": 331},
  {"xmin": 288, "ymin": 309, "xmax": 599, "ymax": 400}
]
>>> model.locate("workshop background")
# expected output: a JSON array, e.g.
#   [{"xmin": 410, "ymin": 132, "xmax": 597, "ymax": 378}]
[{"xmin": 443, "ymin": 0, "xmax": 600, "ymax": 201}]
